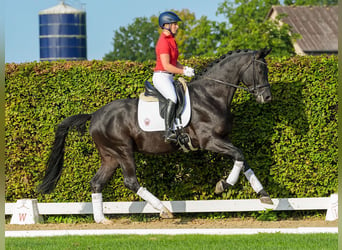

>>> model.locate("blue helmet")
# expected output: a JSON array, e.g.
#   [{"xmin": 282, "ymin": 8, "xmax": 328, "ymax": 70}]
[{"xmin": 158, "ymin": 11, "xmax": 181, "ymax": 28}]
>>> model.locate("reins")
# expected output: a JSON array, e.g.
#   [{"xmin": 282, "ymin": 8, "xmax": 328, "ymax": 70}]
[
  {"xmin": 203, "ymin": 76, "xmax": 250, "ymax": 91},
  {"xmin": 203, "ymin": 53, "xmax": 269, "ymax": 94}
]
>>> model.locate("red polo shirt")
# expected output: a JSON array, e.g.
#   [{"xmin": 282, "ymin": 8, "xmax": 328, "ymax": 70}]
[{"xmin": 154, "ymin": 33, "xmax": 179, "ymax": 71}]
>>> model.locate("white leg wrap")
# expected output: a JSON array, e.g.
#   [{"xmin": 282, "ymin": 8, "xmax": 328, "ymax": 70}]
[
  {"xmin": 92, "ymin": 193, "xmax": 105, "ymax": 223},
  {"xmin": 137, "ymin": 187, "xmax": 163, "ymax": 211},
  {"xmin": 226, "ymin": 160, "xmax": 244, "ymax": 185},
  {"xmin": 244, "ymin": 169, "xmax": 264, "ymax": 193}
]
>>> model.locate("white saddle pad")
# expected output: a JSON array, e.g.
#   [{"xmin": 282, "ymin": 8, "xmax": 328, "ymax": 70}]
[{"xmin": 138, "ymin": 89, "xmax": 191, "ymax": 132}]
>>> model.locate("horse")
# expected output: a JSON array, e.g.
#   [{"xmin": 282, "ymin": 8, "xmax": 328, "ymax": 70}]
[{"xmin": 38, "ymin": 48, "xmax": 273, "ymax": 224}]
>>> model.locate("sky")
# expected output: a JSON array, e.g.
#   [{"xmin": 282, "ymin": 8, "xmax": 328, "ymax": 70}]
[{"xmin": 5, "ymin": 0, "xmax": 227, "ymax": 63}]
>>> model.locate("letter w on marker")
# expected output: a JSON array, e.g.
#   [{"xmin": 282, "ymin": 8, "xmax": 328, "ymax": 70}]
[{"xmin": 19, "ymin": 213, "xmax": 27, "ymax": 221}]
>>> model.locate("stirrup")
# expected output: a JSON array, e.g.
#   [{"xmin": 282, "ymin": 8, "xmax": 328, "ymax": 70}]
[{"xmin": 164, "ymin": 130, "xmax": 177, "ymax": 143}]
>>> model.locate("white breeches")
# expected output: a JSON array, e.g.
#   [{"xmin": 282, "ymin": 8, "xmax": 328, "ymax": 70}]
[{"xmin": 152, "ymin": 72, "xmax": 177, "ymax": 103}]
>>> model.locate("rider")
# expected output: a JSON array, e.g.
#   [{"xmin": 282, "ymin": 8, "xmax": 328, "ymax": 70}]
[{"xmin": 153, "ymin": 11, "xmax": 195, "ymax": 143}]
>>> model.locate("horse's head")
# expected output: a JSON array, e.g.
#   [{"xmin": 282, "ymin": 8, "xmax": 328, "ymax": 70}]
[{"xmin": 239, "ymin": 48, "xmax": 272, "ymax": 103}]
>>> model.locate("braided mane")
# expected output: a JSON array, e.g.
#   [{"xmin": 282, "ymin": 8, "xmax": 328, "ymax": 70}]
[{"xmin": 192, "ymin": 49, "xmax": 255, "ymax": 81}]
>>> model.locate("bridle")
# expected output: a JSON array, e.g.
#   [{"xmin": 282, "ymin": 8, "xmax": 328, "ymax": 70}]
[{"xmin": 203, "ymin": 53, "xmax": 269, "ymax": 94}]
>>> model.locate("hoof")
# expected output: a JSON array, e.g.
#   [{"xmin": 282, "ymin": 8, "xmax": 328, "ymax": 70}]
[
  {"xmin": 215, "ymin": 180, "xmax": 229, "ymax": 194},
  {"xmin": 99, "ymin": 218, "xmax": 113, "ymax": 224},
  {"xmin": 260, "ymin": 196, "xmax": 274, "ymax": 205},
  {"xmin": 258, "ymin": 189, "xmax": 273, "ymax": 205},
  {"xmin": 160, "ymin": 207, "xmax": 174, "ymax": 219}
]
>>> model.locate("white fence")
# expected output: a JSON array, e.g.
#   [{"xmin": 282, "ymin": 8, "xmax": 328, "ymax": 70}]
[{"xmin": 5, "ymin": 197, "xmax": 330, "ymax": 215}]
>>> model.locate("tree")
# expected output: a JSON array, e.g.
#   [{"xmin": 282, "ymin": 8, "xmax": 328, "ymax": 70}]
[
  {"xmin": 215, "ymin": 0, "xmax": 338, "ymax": 57},
  {"xmin": 182, "ymin": 16, "xmax": 228, "ymax": 57},
  {"xmin": 217, "ymin": 0, "xmax": 279, "ymax": 27},
  {"xmin": 104, "ymin": 9, "xmax": 225, "ymax": 61},
  {"xmin": 215, "ymin": 0, "xmax": 299, "ymax": 57},
  {"xmin": 103, "ymin": 17, "xmax": 159, "ymax": 62},
  {"xmin": 217, "ymin": 16, "xmax": 298, "ymax": 57}
]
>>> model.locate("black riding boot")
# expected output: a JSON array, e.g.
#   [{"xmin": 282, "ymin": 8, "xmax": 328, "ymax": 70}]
[{"xmin": 164, "ymin": 99, "xmax": 177, "ymax": 143}]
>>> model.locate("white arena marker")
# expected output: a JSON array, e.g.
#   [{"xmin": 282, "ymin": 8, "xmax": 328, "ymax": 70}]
[
  {"xmin": 10, "ymin": 199, "xmax": 43, "ymax": 225},
  {"xmin": 325, "ymin": 194, "xmax": 338, "ymax": 221}
]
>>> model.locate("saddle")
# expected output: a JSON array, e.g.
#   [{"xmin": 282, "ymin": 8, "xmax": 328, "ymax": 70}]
[
  {"xmin": 143, "ymin": 78, "xmax": 186, "ymax": 122},
  {"xmin": 139, "ymin": 78, "xmax": 197, "ymax": 152}
]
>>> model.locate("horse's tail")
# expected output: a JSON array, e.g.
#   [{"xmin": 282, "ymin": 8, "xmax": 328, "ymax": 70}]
[{"xmin": 38, "ymin": 114, "xmax": 92, "ymax": 194}]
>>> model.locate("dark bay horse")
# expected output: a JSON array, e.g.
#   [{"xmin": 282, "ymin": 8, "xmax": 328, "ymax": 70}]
[{"xmin": 39, "ymin": 48, "xmax": 273, "ymax": 223}]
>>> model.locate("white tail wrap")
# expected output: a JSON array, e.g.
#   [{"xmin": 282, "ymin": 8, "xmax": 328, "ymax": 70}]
[{"xmin": 137, "ymin": 187, "xmax": 164, "ymax": 211}]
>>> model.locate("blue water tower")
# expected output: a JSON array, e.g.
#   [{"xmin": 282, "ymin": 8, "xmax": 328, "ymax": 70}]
[{"xmin": 39, "ymin": 1, "xmax": 87, "ymax": 61}]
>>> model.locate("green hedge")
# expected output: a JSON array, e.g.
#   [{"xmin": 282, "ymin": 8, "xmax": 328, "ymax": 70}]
[{"xmin": 5, "ymin": 55, "xmax": 337, "ymax": 203}]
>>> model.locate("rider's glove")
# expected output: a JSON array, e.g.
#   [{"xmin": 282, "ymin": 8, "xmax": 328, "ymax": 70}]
[{"xmin": 183, "ymin": 66, "xmax": 195, "ymax": 77}]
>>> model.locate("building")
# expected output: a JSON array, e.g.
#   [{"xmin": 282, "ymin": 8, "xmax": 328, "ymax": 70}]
[{"xmin": 267, "ymin": 5, "xmax": 338, "ymax": 55}]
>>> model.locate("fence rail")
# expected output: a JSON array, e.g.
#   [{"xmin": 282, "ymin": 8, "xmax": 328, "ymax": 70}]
[{"xmin": 5, "ymin": 197, "xmax": 330, "ymax": 215}]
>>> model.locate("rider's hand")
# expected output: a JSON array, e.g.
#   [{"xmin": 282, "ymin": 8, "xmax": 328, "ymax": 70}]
[{"xmin": 183, "ymin": 66, "xmax": 195, "ymax": 77}]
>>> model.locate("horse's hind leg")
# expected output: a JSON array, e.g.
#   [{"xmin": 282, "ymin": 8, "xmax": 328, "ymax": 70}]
[
  {"xmin": 120, "ymin": 153, "xmax": 173, "ymax": 219},
  {"xmin": 90, "ymin": 155, "xmax": 119, "ymax": 224}
]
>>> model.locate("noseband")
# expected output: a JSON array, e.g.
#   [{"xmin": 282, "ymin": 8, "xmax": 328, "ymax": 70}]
[{"xmin": 204, "ymin": 53, "xmax": 269, "ymax": 94}]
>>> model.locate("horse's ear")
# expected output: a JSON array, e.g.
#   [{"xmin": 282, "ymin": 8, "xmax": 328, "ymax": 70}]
[{"xmin": 256, "ymin": 47, "xmax": 272, "ymax": 59}]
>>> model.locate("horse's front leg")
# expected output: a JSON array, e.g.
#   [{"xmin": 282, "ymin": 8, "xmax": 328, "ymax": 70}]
[
  {"xmin": 242, "ymin": 162, "xmax": 273, "ymax": 204},
  {"xmin": 120, "ymin": 155, "xmax": 174, "ymax": 219},
  {"xmin": 137, "ymin": 187, "xmax": 173, "ymax": 219},
  {"xmin": 206, "ymin": 139, "xmax": 273, "ymax": 205}
]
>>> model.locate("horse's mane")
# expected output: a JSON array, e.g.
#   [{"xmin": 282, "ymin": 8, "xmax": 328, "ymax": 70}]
[{"xmin": 191, "ymin": 49, "xmax": 255, "ymax": 83}]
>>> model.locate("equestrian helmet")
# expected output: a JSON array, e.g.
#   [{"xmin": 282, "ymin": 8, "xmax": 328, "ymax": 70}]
[{"xmin": 158, "ymin": 11, "xmax": 181, "ymax": 28}]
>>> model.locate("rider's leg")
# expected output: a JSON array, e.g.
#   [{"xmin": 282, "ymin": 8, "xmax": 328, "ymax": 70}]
[
  {"xmin": 152, "ymin": 72, "xmax": 178, "ymax": 143},
  {"xmin": 164, "ymin": 99, "xmax": 177, "ymax": 142}
]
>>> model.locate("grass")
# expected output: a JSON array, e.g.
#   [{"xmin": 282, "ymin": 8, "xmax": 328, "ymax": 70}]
[{"xmin": 5, "ymin": 233, "xmax": 337, "ymax": 250}]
